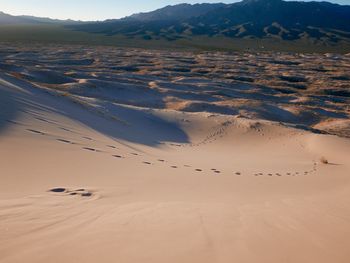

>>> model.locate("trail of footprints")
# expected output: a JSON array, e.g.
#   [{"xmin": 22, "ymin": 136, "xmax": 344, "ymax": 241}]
[
  {"xmin": 183, "ymin": 121, "xmax": 232, "ymax": 148},
  {"xmin": 23, "ymin": 123, "xmax": 320, "ymax": 178}
]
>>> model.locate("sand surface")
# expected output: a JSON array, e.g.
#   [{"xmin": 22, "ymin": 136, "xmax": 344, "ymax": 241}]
[{"xmin": 0, "ymin": 45, "xmax": 350, "ymax": 263}]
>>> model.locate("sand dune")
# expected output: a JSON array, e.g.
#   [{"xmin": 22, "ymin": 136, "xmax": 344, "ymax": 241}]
[
  {"xmin": 1, "ymin": 44, "xmax": 349, "ymax": 137},
  {"xmin": 0, "ymin": 45, "xmax": 350, "ymax": 263}
]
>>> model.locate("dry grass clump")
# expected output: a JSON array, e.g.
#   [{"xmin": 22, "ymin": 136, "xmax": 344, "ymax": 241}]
[{"xmin": 320, "ymin": 156, "xmax": 329, "ymax": 164}]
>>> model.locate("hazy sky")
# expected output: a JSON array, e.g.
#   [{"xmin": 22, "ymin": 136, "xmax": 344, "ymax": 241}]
[{"xmin": 1, "ymin": 0, "xmax": 349, "ymax": 21}]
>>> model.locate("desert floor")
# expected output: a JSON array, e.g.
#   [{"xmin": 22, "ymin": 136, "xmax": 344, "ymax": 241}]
[{"xmin": 0, "ymin": 45, "xmax": 350, "ymax": 263}]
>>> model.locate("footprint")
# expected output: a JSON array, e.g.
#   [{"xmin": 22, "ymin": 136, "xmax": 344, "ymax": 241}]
[
  {"xmin": 143, "ymin": 162, "xmax": 152, "ymax": 165},
  {"xmin": 107, "ymin": 145, "xmax": 117, "ymax": 149},
  {"xmin": 171, "ymin": 166, "xmax": 178, "ymax": 168},
  {"xmin": 27, "ymin": 129, "xmax": 45, "ymax": 135},
  {"xmin": 35, "ymin": 117, "xmax": 56, "ymax": 124},
  {"xmin": 83, "ymin": 137, "xmax": 93, "ymax": 141},
  {"xmin": 7, "ymin": 120, "xmax": 21, "ymax": 125},
  {"xmin": 214, "ymin": 170, "xmax": 221, "ymax": 174},
  {"xmin": 158, "ymin": 159, "xmax": 165, "ymax": 162},
  {"xmin": 113, "ymin": 155, "xmax": 123, "ymax": 158},
  {"xmin": 59, "ymin": 127, "xmax": 72, "ymax": 132},
  {"xmin": 83, "ymin": 147, "xmax": 97, "ymax": 152},
  {"xmin": 195, "ymin": 169, "xmax": 202, "ymax": 172},
  {"xmin": 184, "ymin": 165, "xmax": 191, "ymax": 168},
  {"xmin": 57, "ymin": 139, "xmax": 74, "ymax": 144},
  {"xmin": 235, "ymin": 172, "xmax": 241, "ymax": 175},
  {"xmin": 49, "ymin": 188, "xmax": 66, "ymax": 193},
  {"xmin": 131, "ymin": 153, "xmax": 139, "ymax": 156},
  {"xmin": 71, "ymin": 190, "xmax": 93, "ymax": 197}
]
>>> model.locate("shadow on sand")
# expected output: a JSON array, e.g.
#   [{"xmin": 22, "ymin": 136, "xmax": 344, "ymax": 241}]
[
  {"xmin": 54, "ymin": 98, "xmax": 190, "ymax": 146},
  {"xmin": 0, "ymin": 85, "xmax": 20, "ymax": 135},
  {"xmin": 0, "ymin": 73, "xmax": 189, "ymax": 147}
]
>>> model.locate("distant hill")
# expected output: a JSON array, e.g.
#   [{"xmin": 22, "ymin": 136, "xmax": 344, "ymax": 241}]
[
  {"xmin": 0, "ymin": 11, "xmax": 84, "ymax": 25},
  {"xmin": 0, "ymin": 11, "xmax": 36, "ymax": 24},
  {"xmin": 70, "ymin": 0, "xmax": 350, "ymax": 43}
]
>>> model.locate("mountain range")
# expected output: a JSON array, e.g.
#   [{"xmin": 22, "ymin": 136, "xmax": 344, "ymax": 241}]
[
  {"xmin": 69, "ymin": 0, "xmax": 350, "ymax": 43},
  {"xmin": 1, "ymin": 0, "xmax": 350, "ymax": 49}
]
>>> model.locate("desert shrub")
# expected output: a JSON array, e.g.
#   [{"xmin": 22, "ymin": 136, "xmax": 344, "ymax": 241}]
[{"xmin": 320, "ymin": 157, "xmax": 329, "ymax": 164}]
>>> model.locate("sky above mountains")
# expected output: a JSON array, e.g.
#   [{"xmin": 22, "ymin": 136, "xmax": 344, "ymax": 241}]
[{"xmin": 1, "ymin": 0, "xmax": 349, "ymax": 21}]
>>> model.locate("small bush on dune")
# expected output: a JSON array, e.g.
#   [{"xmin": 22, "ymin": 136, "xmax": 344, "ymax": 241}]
[{"xmin": 320, "ymin": 157, "xmax": 329, "ymax": 164}]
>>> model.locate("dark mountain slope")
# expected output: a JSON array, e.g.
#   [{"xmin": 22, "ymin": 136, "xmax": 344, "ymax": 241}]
[
  {"xmin": 187, "ymin": 0, "xmax": 350, "ymax": 39},
  {"xmin": 70, "ymin": 0, "xmax": 350, "ymax": 43},
  {"xmin": 125, "ymin": 3, "xmax": 226, "ymax": 21}
]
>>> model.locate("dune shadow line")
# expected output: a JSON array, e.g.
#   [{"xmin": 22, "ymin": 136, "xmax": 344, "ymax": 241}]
[{"xmin": 0, "ymin": 84, "xmax": 21, "ymax": 134}]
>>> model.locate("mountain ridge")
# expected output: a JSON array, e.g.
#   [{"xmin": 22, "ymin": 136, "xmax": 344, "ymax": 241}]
[
  {"xmin": 124, "ymin": 3, "xmax": 226, "ymax": 22},
  {"xmin": 0, "ymin": 11, "xmax": 86, "ymax": 25},
  {"xmin": 68, "ymin": 0, "xmax": 350, "ymax": 44},
  {"xmin": 1, "ymin": 0, "xmax": 350, "ymax": 51}
]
